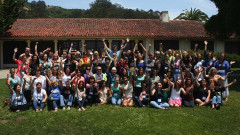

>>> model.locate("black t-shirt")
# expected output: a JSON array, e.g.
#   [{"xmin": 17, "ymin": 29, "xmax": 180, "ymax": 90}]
[{"xmin": 62, "ymin": 87, "xmax": 74, "ymax": 99}]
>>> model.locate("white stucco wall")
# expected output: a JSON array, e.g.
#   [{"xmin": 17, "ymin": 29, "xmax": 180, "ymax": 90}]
[
  {"xmin": 214, "ymin": 40, "xmax": 225, "ymax": 53},
  {"xmin": 179, "ymin": 39, "xmax": 191, "ymax": 50}
]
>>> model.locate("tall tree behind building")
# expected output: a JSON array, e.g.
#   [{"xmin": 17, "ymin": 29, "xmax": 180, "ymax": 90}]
[{"xmin": 0, "ymin": 0, "xmax": 26, "ymax": 36}]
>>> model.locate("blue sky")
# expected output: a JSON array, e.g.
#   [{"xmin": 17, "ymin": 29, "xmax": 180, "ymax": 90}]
[{"xmin": 28, "ymin": 0, "xmax": 218, "ymax": 19}]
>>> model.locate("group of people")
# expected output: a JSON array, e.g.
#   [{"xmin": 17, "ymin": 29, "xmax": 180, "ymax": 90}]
[{"xmin": 5, "ymin": 39, "xmax": 237, "ymax": 112}]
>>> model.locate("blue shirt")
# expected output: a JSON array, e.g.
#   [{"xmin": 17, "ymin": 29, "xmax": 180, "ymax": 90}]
[{"xmin": 214, "ymin": 60, "xmax": 230, "ymax": 77}]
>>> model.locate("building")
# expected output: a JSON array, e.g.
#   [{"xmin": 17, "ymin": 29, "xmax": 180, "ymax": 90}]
[{"xmin": 0, "ymin": 12, "xmax": 239, "ymax": 68}]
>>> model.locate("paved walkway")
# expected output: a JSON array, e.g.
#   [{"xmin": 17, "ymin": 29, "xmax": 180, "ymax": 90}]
[{"xmin": 0, "ymin": 69, "xmax": 9, "ymax": 79}]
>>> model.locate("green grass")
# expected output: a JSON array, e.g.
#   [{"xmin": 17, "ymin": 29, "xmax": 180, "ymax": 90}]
[
  {"xmin": 231, "ymin": 68, "xmax": 240, "ymax": 71},
  {"xmin": 0, "ymin": 79, "xmax": 240, "ymax": 135}
]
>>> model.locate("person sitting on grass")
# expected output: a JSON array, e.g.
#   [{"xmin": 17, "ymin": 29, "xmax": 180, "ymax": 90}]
[
  {"xmin": 138, "ymin": 80, "xmax": 150, "ymax": 107},
  {"xmin": 110, "ymin": 77, "xmax": 122, "ymax": 105},
  {"xmin": 47, "ymin": 80, "xmax": 61, "ymax": 112},
  {"xmin": 121, "ymin": 75, "xmax": 134, "ymax": 107},
  {"xmin": 32, "ymin": 82, "xmax": 47, "ymax": 112},
  {"xmin": 86, "ymin": 76, "xmax": 99, "ymax": 105},
  {"xmin": 150, "ymin": 82, "xmax": 170, "ymax": 109},
  {"xmin": 195, "ymin": 78, "xmax": 211, "ymax": 106},
  {"xmin": 211, "ymin": 79, "xmax": 237, "ymax": 110},
  {"xmin": 74, "ymin": 80, "xmax": 86, "ymax": 111},
  {"xmin": 10, "ymin": 83, "xmax": 31, "ymax": 112},
  {"xmin": 99, "ymin": 80, "xmax": 110, "ymax": 105},
  {"xmin": 59, "ymin": 80, "xmax": 74, "ymax": 110},
  {"xmin": 165, "ymin": 75, "xmax": 185, "ymax": 107}
]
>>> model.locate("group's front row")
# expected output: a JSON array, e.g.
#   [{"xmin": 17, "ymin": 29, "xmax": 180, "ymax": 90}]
[{"xmin": 7, "ymin": 73, "xmax": 237, "ymax": 113}]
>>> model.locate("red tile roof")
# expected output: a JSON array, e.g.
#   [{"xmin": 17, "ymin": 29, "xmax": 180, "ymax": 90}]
[{"xmin": 4, "ymin": 18, "xmax": 211, "ymax": 39}]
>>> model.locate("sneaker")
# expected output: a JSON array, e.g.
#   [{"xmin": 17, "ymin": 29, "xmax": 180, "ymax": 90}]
[
  {"xmin": 36, "ymin": 109, "xmax": 39, "ymax": 112},
  {"xmin": 67, "ymin": 106, "xmax": 71, "ymax": 110},
  {"xmin": 54, "ymin": 108, "xmax": 58, "ymax": 112},
  {"xmin": 62, "ymin": 107, "xmax": 65, "ymax": 110},
  {"xmin": 40, "ymin": 109, "xmax": 43, "ymax": 112}
]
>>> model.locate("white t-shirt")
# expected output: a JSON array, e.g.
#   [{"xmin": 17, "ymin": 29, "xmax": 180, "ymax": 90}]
[
  {"xmin": 170, "ymin": 85, "xmax": 182, "ymax": 99},
  {"xmin": 22, "ymin": 75, "xmax": 32, "ymax": 91},
  {"xmin": 121, "ymin": 82, "xmax": 133, "ymax": 98},
  {"xmin": 99, "ymin": 87, "xmax": 108, "ymax": 102},
  {"xmin": 33, "ymin": 75, "xmax": 46, "ymax": 89},
  {"xmin": 62, "ymin": 75, "xmax": 71, "ymax": 86},
  {"xmin": 33, "ymin": 89, "xmax": 47, "ymax": 101}
]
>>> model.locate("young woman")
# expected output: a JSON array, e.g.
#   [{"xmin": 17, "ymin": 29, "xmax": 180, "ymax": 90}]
[
  {"xmin": 86, "ymin": 76, "xmax": 99, "ymax": 105},
  {"xmin": 75, "ymin": 81, "xmax": 86, "ymax": 111},
  {"xmin": 6, "ymin": 69, "xmax": 19, "ymax": 98},
  {"xmin": 59, "ymin": 80, "xmax": 74, "ymax": 110},
  {"xmin": 110, "ymin": 77, "xmax": 122, "ymax": 105},
  {"xmin": 29, "ymin": 54, "xmax": 40, "ymax": 75},
  {"xmin": 32, "ymin": 82, "xmax": 47, "ymax": 112},
  {"xmin": 92, "ymin": 51, "xmax": 102, "ymax": 74},
  {"xmin": 138, "ymin": 80, "xmax": 149, "ymax": 107},
  {"xmin": 61, "ymin": 66, "xmax": 72, "ymax": 87},
  {"xmin": 195, "ymin": 78, "xmax": 211, "ymax": 106},
  {"xmin": 71, "ymin": 69, "xmax": 85, "ymax": 87},
  {"xmin": 51, "ymin": 53, "xmax": 61, "ymax": 69},
  {"xmin": 150, "ymin": 82, "xmax": 170, "ymax": 109},
  {"xmin": 84, "ymin": 66, "xmax": 93, "ymax": 85},
  {"xmin": 171, "ymin": 53, "xmax": 181, "ymax": 82},
  {"xmin": 150, "ymin": 69, "xmax": 161, "ymax": 85},
  {"xmin": 40, "ymin": 53, "xmax": 52, "ymax": 70},
  {"xmin": 32, "ymin": 68, "xmax": 47, "ymax": 90},
  {"xmin": 79, "ymin": 52, "xmax": 91, "ymax": 74},
  {"xmin": 213, "ymin": 53, "xmax": 230, "ymax": 101},
  {"xmin": 99, "ymin": 80, "xmax": 110, "ymax": 105},
  {"xmin": 121, "ymin": 75, "xmax": 134, "ymax": 107},
  {"xmin": 10, "ymin": 83, "xmax": 31, "ymax": 112},
  {"xmin": 205, "ymin": 67, "xmax": 230, "ymax": 86},
  {"xmin": 182, "ymin": 78, "xmax": 195, "ymax": 107},
  {"xmin": 64, "ymin": 53, "xmax": 76, "ymax": 73},
  {"xmin": 165, "ymin": 75, "xmax": 185, "ymax": 107},
  {"xmin": 20, "ymin": 66, "xmax": 32, "ymax": 103},
  {"xmin": 47, "ymin": 80, "xmax": 61, "ymax": 112},
  {"xmin": 134, "ymin": 67, "xmax": 145, "ymax": 103}
]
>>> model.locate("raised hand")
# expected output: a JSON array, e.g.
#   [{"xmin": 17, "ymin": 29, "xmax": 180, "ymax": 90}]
[
  {"xmin": 102, "ymin": 38, "xmax": 105, "ymax": 42},
  {"xmin": 149, "ymin": 44, "xmax": 151, "ymax": 47},
  {"xmin": 126, "ymin": 38, "xmax": 130, "ymax": 42},
  {"xmin": 7, "ymin": 74, "xmax": 9, "ymax": 79},
  {"xmin": 36, "ymin": 42, "xmax": 38, "ymax": 45},
  {"xmin": 204, "ymin": 40, "xmax": 208, "ymax": 45},
  {"xmin": 195, "ymin": 44, "xmax": 198, "ymax": 48},
  {"xmin": 14, "ymin": 48, "xmax": 18, "ymax": 53},
  {"xmin": 71, "ymin": 42, "xmax": 73, "ymax": 47},
  {"xmin": 233, "ymin": 79, "xmax": 237, "ymax": 83}
]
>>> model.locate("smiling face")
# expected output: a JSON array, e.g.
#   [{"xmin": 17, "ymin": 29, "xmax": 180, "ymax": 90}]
[
  {"xmin": 157, "ymin": 83, "xmax": 162, "ymax": 90},
  {"xmin": 15, "ymin": 84, "xmax": 21, "ymax": 92}
]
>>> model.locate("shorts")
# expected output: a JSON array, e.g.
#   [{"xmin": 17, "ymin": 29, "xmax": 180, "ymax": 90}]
[{"xmin": 168, "ymin": 98, "xmax": 182, "ymax": 106}]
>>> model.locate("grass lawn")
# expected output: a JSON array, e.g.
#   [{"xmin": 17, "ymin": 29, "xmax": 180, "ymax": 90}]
[{"xmin": 0, "ymin": 79, "xmax": 240, "ymax": 135}]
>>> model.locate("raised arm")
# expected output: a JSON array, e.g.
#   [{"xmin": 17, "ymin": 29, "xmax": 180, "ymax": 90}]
[
  {"xmin": 13, "ymin": 48, "xmax": 18, "ymax": 61},
  {"xmin": 35, "ymin": 42, "xmax": 38, "ymax": 56},
  {"xmin": 164, "ymin": 74, "xmax": 174, "ymax": 86},
  {"xmin": 148, "ymin": 44, "xmax": 152, "ymax": 56},
  {"xmin": 68, "ymin": 42, "xmax": 73, "ymax": 54},
  {"xmin": 133, "ymin": 43, "xmax": 138, "ymax": 54},
  {"xmin": 139, "ymin": 43, "xmax": 146, "ymax": 54},
  {"xmin": 103, "ymin": 38, "xmax": 111, "ymax": 52}
]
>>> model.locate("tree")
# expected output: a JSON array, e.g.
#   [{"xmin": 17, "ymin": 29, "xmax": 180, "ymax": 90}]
[
  {"xmin": 174, "ymin": 8, "xmax": 209, "ymax": 22},
  {"xmin": 0, "ymin": 0, "xmax": 26, "ymax": 36},
  {"xmin": 27, "ymin": 0, "xmax": 48, "ymax": 18},
  {"xmin": 205, "ymin": 0, "xmax": 240, "ymax": 40}
]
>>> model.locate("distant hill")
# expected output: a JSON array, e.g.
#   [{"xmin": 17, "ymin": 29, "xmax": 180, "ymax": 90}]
[{"xmin": 19, "ymin": 0, "xmax": 160, "ymax": 19}]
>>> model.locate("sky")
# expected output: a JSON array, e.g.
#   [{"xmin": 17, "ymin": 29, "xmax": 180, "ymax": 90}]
[{"xmin": 27, "ymin": 0, "xmax": 218, "ymax": 19}]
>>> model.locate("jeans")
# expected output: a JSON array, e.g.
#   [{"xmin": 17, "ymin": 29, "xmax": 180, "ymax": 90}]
[
  {"xmin": 75, "ymin": 97, "xmax": 86, "ymax": 108},
  {"xmin": 111, "ymin": 97, "xmax": 122, "ymax": 105},
  {"xmin": 134, "ymin": 96, "xmax": 148, "ymax": 107},
  {"xmin": 212, "ymin": 96, "xmax": 222, "ymax": 104},
  {"xmin": 183, "ymin": 99, "xmax": 194, "ymax": 107},
  {"xmin": 60, "ymin": 95, "xmax": 73, "ymax": 107},
  {"xmin": 33, "ymin": 98, "xmax": 45, "ymax": 110},
  {"xmin": 48, "ymin": 94, "xmax": 60, "ymax": 109},
  {"xmin": 150, "ymin": 101, "xmax": 169, "ymax": 109}
]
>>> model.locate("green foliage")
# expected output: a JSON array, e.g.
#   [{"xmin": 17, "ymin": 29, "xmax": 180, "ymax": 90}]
[
  {"xmin": 174, "ymin": 8, "xmax": 209, "ymax": 22},
  {"xmin": 0, "ymin": 0, "xmax": 26, "ymax": 36},
  {"xmin": 19, "ymin": 0, "xmax": 160, "ymax": 19},
  {"xmin": 205, "ymin": 0, "xmax": 240, "ymax": 40}
]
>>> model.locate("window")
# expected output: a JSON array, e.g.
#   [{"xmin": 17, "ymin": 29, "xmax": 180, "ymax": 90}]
[
  {"xmin": 191, "ymin": 41, "xmax": 214, "ymax": 51},
  {"xmin": 3, "ymin": 41, "xmax": 27, "ymax": 64},
  {"xmin": 154, "ymin": 40, "xmax": 179, "ymax": 52}
]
